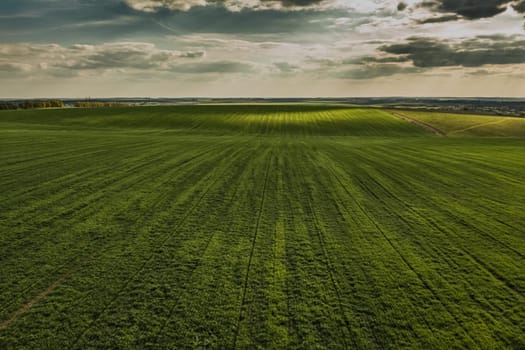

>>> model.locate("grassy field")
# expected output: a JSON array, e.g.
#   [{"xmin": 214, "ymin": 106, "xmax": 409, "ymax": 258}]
[
  {"xmin": 1, "ymin": 105, "xmax": 524, "ymax": 349},
  {"xmin": 391, "ymin": 110, "xmax": 525, "ymax": 137}
]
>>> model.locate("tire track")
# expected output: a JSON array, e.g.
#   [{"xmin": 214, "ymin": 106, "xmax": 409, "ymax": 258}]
[
  {"xmin": 450, "ymin": 118, "xmax": 508, "ymax": 135},
  {"xmin": 152, "ymin": 146, "xmax": 251, "ymax": 343},
  {"xmin": 2, "ymin": 142, "xmax": 215, "ymax": 237},
  {"xmin": 306, "ymin": 153, "xmax": 407, "ymax": 348},
  {"xmin": 1, "ymin": 139, "xmax": 155, "ymax": 204},
  {"xmin": 71, "ymin": 146, "xmax": 245, "ymax": 348},
  {"xmin": 8, "ymin": 142, "xmax": 234, "ymax": 328},
  {"xmin": 388, "ymin": 111, "xmax": 446, "ymax": 136},
  {"xmin": 324, "ymin": 159, "xmax": 478, "ymax": 346},
  {"xmin": 326, "ymin": 145, "xmax": 521, "ymax": 343},
  {"xmin": 232, "ymin": 150, "xmax": 272, "ymax": 349},
  {"xmin": 0, "ymin": 144, "xmax": 221, "ymax": 313},
  {"xmin": 299, "ymin": 150, "xmax": 355, "ymax": 349},
  {"xmin": 352, "ymin": 147, "xmax": 525, "ymax": 293},
  {"xmin": 0, "ymin": 271, "xmax": 72, "ymax": 331},
  {"xmin": 276, "ymin": 150, "xmax": 302, "ymax": 346}
]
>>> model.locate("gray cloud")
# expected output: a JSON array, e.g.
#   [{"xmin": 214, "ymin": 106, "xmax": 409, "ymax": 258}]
[
  {"xmin": 415, "ymin": 0, "xmax": 525, "ymax": 23},
  {"xmin": 380, "ymin": 36, "xmax": 525, "ymax": 67},
  {"xmin": 514, "ymin": 0, "xmax": 525, "ymax": 12},
  {"xmin": 0, "ymin": 1, "xmax": 348, "ymax": 45},
  {"xmin": 124, "ymin": 0, "xmax": 327, "ymax": 12},
  {"xmin": 417, "ymin": 14, "xmax": 460, "ymax": 23},
  {"xmin": 279, "ymin": 0, "xmax": 324, "ymax": 6},
  {"xmin": 273, "ymin": 62, "xmax": 300, "ymax": 73},
  {"xmin": 345, "ymin": 55, "xmax": 410, "ymax": 65},
  {"xmin": 179, "ymin": 51, "xmax": 206, "ymax": 58},
  {"xmin": 170, "ymin": 60, "xmax": 254, "ymax": 73},
  {"xmin": 418, "ymin": 0, "xmax": 511, "ymax": 19},
  {"xmin": 337, "ymin": 64, "xmax": 422, "ymax": 80},
  {"xmin": 397, "ymin": 2, "xmax": 407, "ymax": 11},
  {"xmin": 0, "ymin": 42, "xmax": 215, "ymax": 76}
]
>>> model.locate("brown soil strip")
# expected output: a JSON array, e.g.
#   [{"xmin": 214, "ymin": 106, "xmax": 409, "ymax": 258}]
[{"xmin": 0, "ymin": 273, "xmax": 70, "ymax": 331}]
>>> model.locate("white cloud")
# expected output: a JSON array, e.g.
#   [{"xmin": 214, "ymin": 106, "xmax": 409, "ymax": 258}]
[
  {"xmin": 0, "ymin": 42, "xmax": 208, "ymax": 77},
  {"xmin": 125, "ymin": 0, "xmax": 335, "ymax": 12},
  {"xmin": 125, "ymin": 0, "xmax": 207, "ymax": 12}
]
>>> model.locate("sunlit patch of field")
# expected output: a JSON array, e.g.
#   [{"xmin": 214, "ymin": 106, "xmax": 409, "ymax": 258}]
[{"xmin": 392, "ymin": 110, "xmax": 525, "ymax": 137}]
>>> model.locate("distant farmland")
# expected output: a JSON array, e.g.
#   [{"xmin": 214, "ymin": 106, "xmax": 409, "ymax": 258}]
[{"xmin": 1, "ymin": 105, "xmax": 524, "ymax": 349}]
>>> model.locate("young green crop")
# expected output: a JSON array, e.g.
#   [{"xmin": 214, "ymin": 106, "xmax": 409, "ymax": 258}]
[
  {"xmin": 1, "ymin": 106, "xmax": 524, "ymax": 349},
  {"xmin": 391, "ymin": 109, "xmax": 525, "ymax": 137}
]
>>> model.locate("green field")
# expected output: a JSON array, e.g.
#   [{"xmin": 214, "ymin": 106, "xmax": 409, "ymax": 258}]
[
  {"xmin": 1, "ymin": 106, "xmax": 524, "ymax": 349},
  {"xmin": 390, "ymin": 110, "xmax": 525, "ymax": 137}
]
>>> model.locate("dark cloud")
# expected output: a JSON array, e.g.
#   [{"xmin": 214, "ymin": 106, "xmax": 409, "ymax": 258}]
[
  {"xmin": 514, "ymin": 0, "xmax": 525, "ymax": 13},
  {"xmin": 345, "ymin": 56, "xmax": 410, "ymax": 64},
  {"xmin": 337, "ymin": 64, "xmax": 421, "ymax": 80},
  {"xmin": 273, "ymin": 62, "xmax": 300, "ymax": 73},
  {"xmin": 417, "ymin": 14, "xmax": 460, "ymax": 23},
  {"xmin": 274, "ymin": 0, "xmax": 324, "ymax": 7},
  {"xmin": 415, "ymin": 0, "xmax": 525, "ymax": 23},
  {"xmin": 397, "ymin": 2, "xmax": 407, "ymax": 11},
  {"xmin": 381, "ymin": 36, "xmax": 525, "ymax": 67},
  {"xmin": 0, "ymin": 0, "xmax": 342, "ymax": 44},
  {"xmin": 170, "ymin": 61, "xmax": 254, "ymax": 73},
  {"xmin": 418, "ymin": 0, "xmax": 511, "ymax": 19}
]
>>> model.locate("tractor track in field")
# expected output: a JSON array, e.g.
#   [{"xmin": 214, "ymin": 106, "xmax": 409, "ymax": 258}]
[
  {"xmin": 1, "ymin": 146, "xmax": 213, "ymax": 266},
  {"xmin": 0, "ymin": 148, "xmax": 114, "ymax": 189},
  {"xmin": 0, "ymin": 141, "xmax": 121, "ymax": 169},
  {"xmin": 152, "ymin": 147, "xmax": 250, "ymax": 343},
  {"xmin": 348, "ymin": 167, "xmax": 522, "ymax": 343},
  {"xmin": 0, "ymin": 138, "xmax": 137, "ymax": 182},
  {"xmin": 335, "ymin": 145, "xmax": 522, "ymax": 331},
  {"xmin": 276, "ymin": 152, "xmax": 302, "ymax": 345},
  {"xmin": 273, "ymin": 153, "xmax": 294, "ymax": 345},
  {"xmin": 0, "ymin": 271, "xmax": 73, "ymax": 331},
  {"xmin": 232, "ymin": 151, "xmax": 272, "ymax": 349},
  {"xmin": 314, "ymin": 150, "xmax": 432, "ymax": 348},
  {"xmin": 354, "ymin": 147, "xmax": 525, "ymax": 296},
  {"xmin": 0, "ymin": 152, "xmax": 175, "ymax": 310},
  {"xmin": 0, "ymin": 146, "xmax": 223, "ymax": 317},
  {"xmin": 450, "ymin": 118, "xmax": 508, "ymax": 135},
  {"xmin": 384, "ymin": 148, "xmax": 525, "ymax": 237},
  {"xmin": 71, "ymin": 147, "xmax": 245, "ymax": 348},
  {"xmin": 0, "ymin": 259, "xmax": 78, "ymax": 315},
  {"xmin": 3, "ymin": 150, "xmax": 170, "ymax": 225},
  {"xmin": 36, "ymin": 146, "xmax": 229, "ymax": 317},
  {"xmin": 389, "ymin": 111, "xmax": 446, "ymax": 136},
  {"xmin": 310, "ymin": 160, "xmax": 426, "ymax": 347},
  {"xmin": 300, "ymin": 151, "xmax": 355, "ymax": 349},
  {"xmin": 325, "ymin": 162, "xmax": 478, "ymax": 346},
  {"xmin": 325, "ymin": 176, "xmax": 434, "ymax": 347},
  {"xmin": 0, "ymin": 140, "xmax": 156, "ymax": 202},
  {"xmin": 3, "ymin": 143, "xmax": 217, "ymax": 238}
]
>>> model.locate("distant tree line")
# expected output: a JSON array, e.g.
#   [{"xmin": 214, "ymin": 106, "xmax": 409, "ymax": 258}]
[
  {"xmin": 0, "ymin": 100, "xmax": 64, "ymax": 110},
  {"xmin": 73, "ymin": 102, "xmax": 129, "ymax": 108}
]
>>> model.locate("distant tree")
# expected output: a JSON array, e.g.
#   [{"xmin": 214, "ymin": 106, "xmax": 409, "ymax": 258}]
[{"xmin": 73, "ymin": 101, "xmax": 128, "ymax": 108}]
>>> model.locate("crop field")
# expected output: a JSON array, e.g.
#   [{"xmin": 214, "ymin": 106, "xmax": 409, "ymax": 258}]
[
  {"xmin": 390, "ymin": 110, "xmax": 525, "ymax": 137},
  {"xmin": 1, "ymin": 105, "xmax": 524, "ymax": 349}
]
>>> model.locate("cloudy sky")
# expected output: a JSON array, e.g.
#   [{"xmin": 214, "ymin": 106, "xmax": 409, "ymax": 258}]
[{"xmin": 1, "ymin": 0, "xmax": 525, "ymax": 97}]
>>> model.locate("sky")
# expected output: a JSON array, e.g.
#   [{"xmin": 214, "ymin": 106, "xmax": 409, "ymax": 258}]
[{"xmin": 1, "ymin": 0, "xmax": 525, "ymax": 98}]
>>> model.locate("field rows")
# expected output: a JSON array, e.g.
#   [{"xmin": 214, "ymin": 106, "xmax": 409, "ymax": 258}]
[
  {"xmin": 0, "ymin": 106, "xmax": 427, "ymax": 136},
  {"xmin": 1, "ymin": 107, "xmax": 524, "ymax": 348}
]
